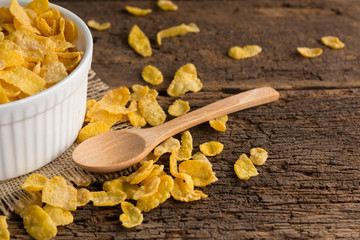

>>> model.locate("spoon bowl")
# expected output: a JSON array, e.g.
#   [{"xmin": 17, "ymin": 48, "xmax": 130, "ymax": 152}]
[{"xmin": 73, "ymin": 87, "xmax": 280, "ymax": 173}]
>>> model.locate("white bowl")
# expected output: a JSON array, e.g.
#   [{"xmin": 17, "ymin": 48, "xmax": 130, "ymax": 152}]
[{"xmin": 0, "ymin": 0, "xmax": 93, "ymax": 180}]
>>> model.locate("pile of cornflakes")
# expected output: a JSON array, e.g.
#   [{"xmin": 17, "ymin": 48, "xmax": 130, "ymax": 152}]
[
  {"xmin": 297, "ymin": 36, "xmax": 345, "ymax": 58},
  {"xmin": 78, "ymin": 62, "xmax": 203, "ymax": 142},
  {"xmin": 0, "ymin": 0, "xmax": 83, "ymax": 104},
  {"xmin": 234, "ymin": 148, "xmax": 268, "ymax": 180},
  {"xmin": 9, "ymin": 130, "xmax": 222, "ymax": 239}
]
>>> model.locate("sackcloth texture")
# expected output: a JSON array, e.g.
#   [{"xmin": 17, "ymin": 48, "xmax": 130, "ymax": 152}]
[{"xmin": 0, "ymin": 69, "xmax": 137, "ymax": 215}]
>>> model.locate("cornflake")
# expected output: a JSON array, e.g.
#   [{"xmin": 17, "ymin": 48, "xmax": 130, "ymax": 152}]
[
  {"xmin": 142, "ymin": 65, "xmax": 163, "ymax": 85},
  {"xmin": 157, "ymin": 23, "xmax": 199, "ymax": 45},
  {"xmin": 199, "ymin": 141, "xmax": 224, "ymax": 156},
  {"xmin": 103, "ymin": 176, "xmax": 139, "ymax": 200},
  {"xmin": 179, "ymin": 159, "xmax": 218, "ymax": 187},
  {"xmin": 209, "ymin": 115, "xmax": 228, "ymax": 132},
  {"xmin": 125, "ymin": 6, "xmax": 152, "ymax": 16},
  {"xmin": 157, "ymin": 0, "xmax": 178, "ymax": 11},
  {"xmin": 228, "ymin": 45, "xmax": 262, "ymax": 60},
  {"xmin": 167, "ymin": 63, "xmax": 202, "ymax": 97},
  {"xmin": 169, "ymin": 152, "xmax": 180, "ymax": 177},
  {"xmin": 234, "ymin": 154, "xmax": 258, "ymax": 180},
  {"xmin": 297, "ymin": 47, "xmax": 322, "ymax": 58},
  {"xmin": 77, "ymin": 121, "xmax": 110, "ymax": 142},
  {"xmin": 0, "ymin": 49, "xmax": 24, "ymax": 70},
  {"xmin": 126, "ymin": 160, "xmax": 155, "ymax": 185},
  {"xmin": 171, "ymin": 173, "xmax": 208, "ymax": 202},
  {"xmin": 168, "ymin": 99, "xmax": 190, "ymax": 117},
  {"xmin": 130, "ymin": 84, "xmax": 150, "ymax": 100},
  {"xmin": 127, "ymin": 100, "xmax": 147, "ymax": 127},
  {"xmin": 321, "ymin": 36, "xmax": 345, "ymax": 49},
  {"xmin": 0, "ymin": 67, "xmax": 46, "ymax": 96},
  {"xmin": 250, "ymin": 147, "xmax": 268, "ymax": 166},
  {"xmin": 0, "ymin": 216, "xmax": 10, "ymax": 240},
  {"xmin": 119, "ymin": 201, "xmax": 143, "ymax": 228},
  {"xmin": 133, "ymin": 176, "xmax": 161, "ymax": 200},
  {"xmin": 138, "ymin": 95, "xmax": 166, "ymax": 126},
  {"xmin": 90, "ymin": 191, "xmax": 127, "ymax": 207},
  {"xmin": 21, "ymin": 173, "xmax": 48, "ymax": 192},
  {"xmin": 76, "ymin": 188, "xmax": 91, "ymax": 207},
  {"xmin": 87, "ymin": 20, "xmax": 110, "ymax": 31},
  {"xmin": 22, "ymin": 205, "xmax": 57, "ymax": 240},
  {"xmin": 154, "ymin": 137, "xmax": 181, "ymax": 157},
  {"xmin": 136, "ymin": 174, "xmax": 174, "ymax": 212},
  {"xmin": 42, "ymin": 176, "xmax": 77, "ymax": 211},
  {"xmin": 128, "ymin": 24, "xmax": 152, "ymax": 57},
  {"xmin": 176, "ymin": 130, "xmax": 193, "ymax": 160},
  {"xmin": 0, "ymin": 86, "xmax": 9, "ymax": 104},
  {"xmin": 42, "ymin": 204, "xmax": 74, "ymax": 226}
]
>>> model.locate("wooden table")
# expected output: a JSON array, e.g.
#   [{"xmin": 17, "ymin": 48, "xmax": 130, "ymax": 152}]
[{"xmin": 8, "ymin": 0, "xmax": 360, "ymax": 239}]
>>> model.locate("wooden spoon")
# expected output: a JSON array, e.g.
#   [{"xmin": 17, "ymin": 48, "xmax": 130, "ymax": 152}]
[{"xmin": 73, "ymin": 87, "xmax": 279, "ymax": 173}]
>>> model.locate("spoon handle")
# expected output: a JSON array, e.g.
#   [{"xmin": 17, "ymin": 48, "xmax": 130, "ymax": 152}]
[{"xmin": 151, "ymin": 87, "xmax": 279, "ymax": 143}]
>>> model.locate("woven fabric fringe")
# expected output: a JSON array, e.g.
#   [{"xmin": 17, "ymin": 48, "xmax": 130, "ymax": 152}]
[{"xmin": 0, "ymin": 69, "xmax": 135, "ymax": 215}]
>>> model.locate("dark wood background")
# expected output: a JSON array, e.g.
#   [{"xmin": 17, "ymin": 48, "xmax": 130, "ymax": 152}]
[{"xmin": 8, "ymin": 0, "xmax": 360, "ymax": 239}]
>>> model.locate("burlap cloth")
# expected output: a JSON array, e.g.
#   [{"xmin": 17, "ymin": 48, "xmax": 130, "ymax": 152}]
[{"xmin": 0, "ymin": 70, "xmax": 137, "ymax": 215}]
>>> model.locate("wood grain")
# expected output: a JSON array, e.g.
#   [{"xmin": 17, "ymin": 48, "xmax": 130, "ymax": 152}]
[{"xmin": 6, "ymin": 0, "xmax": 360, "ymax": 239}]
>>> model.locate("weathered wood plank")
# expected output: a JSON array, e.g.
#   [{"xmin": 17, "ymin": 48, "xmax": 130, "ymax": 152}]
[
  {"xmin": 7, "ymin": 89, "xmax": 360, "ymax": 239},
  {"xmin": 5, "ymin": 0, "xmax": 360, "ymax": 239},
  {"xmin": 54, "ymin": 0, "xmax": 360, "ymax": 90}
]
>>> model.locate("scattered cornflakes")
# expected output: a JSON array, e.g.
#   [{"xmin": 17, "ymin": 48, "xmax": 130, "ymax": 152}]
[
  {"xmin": 157, "ymin": 23, "xmax": 199, "ymax": 45},
  {"xmin": 128, "ymin": 24, "xmax": 152, "ymax": 57},
  {"xmin": 209, "ymin": 115, "xmax": 228, "ymax": 132},
  {"xmin": 125, "ymin": 6, "xmax": 152, "ymax": 16},
  {"xmin": 157, "ymin": 0, "xmax": 178, "ymax": 11},
  {"xmin": 321, "ymin": 36, "xmax": 345, "ymax": 49},
  {"xmin": 199, "ymin": 141, "xmax": 223, "ymax": 156},
  {"xmin": 228, "ymin": 45, "xmax": 262, "ymax": 60},
  {"xmin": 87, "ymin": 20, "xmax": 110, "ymax": 31},
  {"xmin": 167, "ymin": 63, "xmax": 202, "ymax": 97},
  {"xmin": 142, "ymin": 65, "xmax": 163, "ymax": 85},
  {"xmin": 234, "ymin": 154, "xmax": 258, "ymax": 180},
  {"xmin": 297, "ymin": 47, "xmax": 322, "ymax": 58},
  {"xmin": 168, "ymin": 99, "xmax": 190, "ymax": 117},
  {"xmin": 119, "ymin": 201, "xmax": 143, "ymax": 228},
  {"xmin": 250, "ymin": 147, "xmax": 268, "ymax": 166}
]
